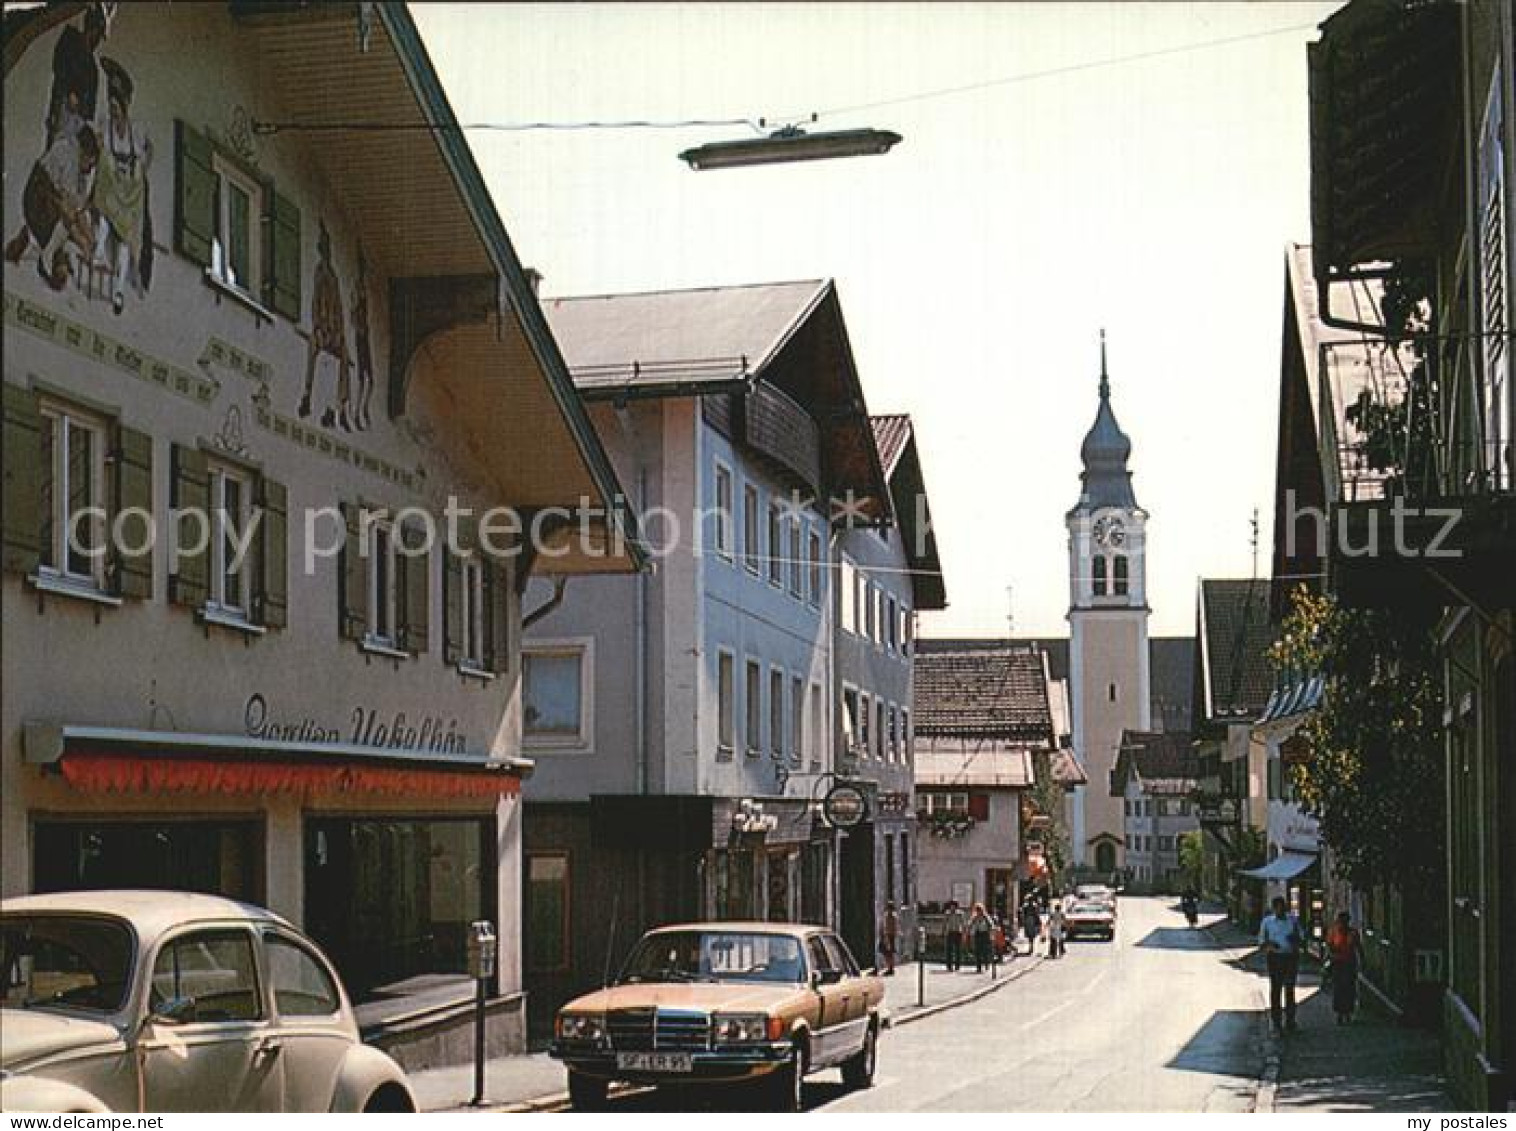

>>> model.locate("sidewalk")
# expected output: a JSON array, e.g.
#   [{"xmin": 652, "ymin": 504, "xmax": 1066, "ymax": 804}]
[
  {"xmin": 409, "ymin": 951, "xmax": 1045, "ymax": 1112},
  {"xmin": 1203, "ymin": 917, "xmax": 1454, "ymax": 1113},
  {"xmin": 1267, "ymin": 973, "xmax": 1453, "ymax": 1113}
]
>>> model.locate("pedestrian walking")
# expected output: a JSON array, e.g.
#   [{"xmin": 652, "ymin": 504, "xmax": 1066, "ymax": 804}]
[
  {"xmin": 879, "ymin": 901, "xmax": 899, "ymax": 976},
  {"xmin": 1325, "ymin": 911, "xmax": 1365, "ymax": 1024},
  {"xmin": 1258, "ymin": 896, "xmax": 1304, "ymax": 1034},
  {"xmin": 968, "ymin": 902, "xmax": 993, "ymax": 973},
  {"xmin": 943, "ymin": 900, "xmax": 966, "ymax": 971},
  {"xmin": 1021, "ymin": 898, "xmax": 1042, "ymax": 957},
  {"xmin": 1047, "ymin": 901, "xmax": 1067, "ymax": 959}
]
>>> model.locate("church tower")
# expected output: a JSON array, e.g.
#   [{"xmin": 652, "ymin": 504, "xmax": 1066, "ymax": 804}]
[{"xmin": 1067, "ymin": 334, "xmax": 1150, "ymax": 874}]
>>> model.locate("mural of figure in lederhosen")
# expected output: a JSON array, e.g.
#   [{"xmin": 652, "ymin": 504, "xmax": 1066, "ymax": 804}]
[
  {"xmin": 299, "ymin": 221, "xmax": 354, "ymax": 431},
  {"xmin": 91, "ymin": 57, "xmax": 153, "ymax": 314},
  {"xmin": 7, "ymin": 3, "xmax": 115, "ymax": 291},
  {"xmin": 351, "ymin": 247, "xmax": 376, "ymax": 431}
]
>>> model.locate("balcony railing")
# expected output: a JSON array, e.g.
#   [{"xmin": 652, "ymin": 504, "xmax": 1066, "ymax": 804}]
[{"xmin": 742, "ymin": 382, "xmax": 821, "ymax": 492}]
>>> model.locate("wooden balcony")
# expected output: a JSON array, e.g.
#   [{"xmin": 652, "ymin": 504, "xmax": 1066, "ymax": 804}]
[{"xmin": 742, "ymin": 382, "xmax": 821, "ymax": 493}]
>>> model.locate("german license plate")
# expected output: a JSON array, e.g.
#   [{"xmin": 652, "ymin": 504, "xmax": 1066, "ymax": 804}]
[{"xmin": 616, "ymin": 1051, "xmax": 693, "ymax": 1073}]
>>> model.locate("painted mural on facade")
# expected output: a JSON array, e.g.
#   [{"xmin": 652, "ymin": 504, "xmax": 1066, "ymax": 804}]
[{"xmin": 6, "ymin": 3, "xmax": 155, "ymax": 316}]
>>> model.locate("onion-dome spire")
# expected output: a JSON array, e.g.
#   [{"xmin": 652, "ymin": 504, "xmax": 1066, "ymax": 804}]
[{"xmin": 1072, "ymin": 330, "xmax": 1137, "ymax": 512}]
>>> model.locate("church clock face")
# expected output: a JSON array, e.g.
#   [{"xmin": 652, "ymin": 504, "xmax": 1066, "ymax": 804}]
[{"xmin": 1093, "ymin": 515, "xmax": 1126, "ymax": 548}]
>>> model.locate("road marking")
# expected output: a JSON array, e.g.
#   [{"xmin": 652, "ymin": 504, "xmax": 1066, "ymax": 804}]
[{"xmin": 1020, "ymin": 966, "xmax": 1109, "ymax": 1030}]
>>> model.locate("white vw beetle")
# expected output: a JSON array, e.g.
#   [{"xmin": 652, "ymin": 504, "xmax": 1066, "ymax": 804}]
[{"xmin": 0, "ymin": 891, "xmax": 415, "ymax": 1113}]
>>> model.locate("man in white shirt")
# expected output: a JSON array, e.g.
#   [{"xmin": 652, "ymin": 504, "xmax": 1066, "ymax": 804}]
[{"xmin": 1258, "ymin": 896, "xmax": 1304, "ymax": 1033}]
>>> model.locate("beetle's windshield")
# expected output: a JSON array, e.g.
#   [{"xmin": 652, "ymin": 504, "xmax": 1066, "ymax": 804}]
[
  {"xmin": 1, "ymin": 915, "xmax": 134, "ymax": 1014},
  {"xmin": 618, "ymin": 931, "xmax": 806, "ymax": 985}
]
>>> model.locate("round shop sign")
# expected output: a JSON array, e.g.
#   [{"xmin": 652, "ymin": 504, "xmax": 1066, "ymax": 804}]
[{"xmin": 822, "ymin": 783, "xmax": 869, "ymax": 829}]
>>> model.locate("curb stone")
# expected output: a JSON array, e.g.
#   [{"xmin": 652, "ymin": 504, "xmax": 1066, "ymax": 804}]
[
  {"xmin": 1200, "ymin": 920, "xmax": 1277, "ymax": 1114},
  {"xmin": 885, "ymin": 955, "xmax": 1047, "ymax": 1029}
]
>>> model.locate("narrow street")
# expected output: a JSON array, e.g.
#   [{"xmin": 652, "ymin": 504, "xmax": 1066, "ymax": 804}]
[
  {"xmin": 596, "ymin": 897, "xmax": 1268, "ymax": 1113},
  {"xmin": 825, "ymin": 896, "xmax": 1263, "ymax": 1112}
]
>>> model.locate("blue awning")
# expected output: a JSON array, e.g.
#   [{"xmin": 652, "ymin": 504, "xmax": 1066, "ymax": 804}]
[{"xmin": 1241, "ymin": 851, "xmax": 1318, "ymax": 882}]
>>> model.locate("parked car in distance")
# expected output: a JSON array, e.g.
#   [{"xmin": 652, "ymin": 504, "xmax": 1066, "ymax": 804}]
[
  {"xmin": 0, "ymin": 890, "xmax": 415, "ymax": 1113},
  {"xmin": 1073, "ymin": 884, "xmax": 1118, "ymax": 916},
  {"xmin": 550, "ymin": 922, "xmax": 884, "ymax": 1111},
  {"xmin": 1064, "ymin": 901, "xmax": 1117, "ymax": 941}
]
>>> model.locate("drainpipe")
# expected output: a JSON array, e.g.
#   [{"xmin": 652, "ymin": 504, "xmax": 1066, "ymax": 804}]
[
  {"xmin": 614, "ymin": 402, "xmax": 651, "ymax": 797},
  {"xmin": 522, "ymin": 577, "xmax": 567, "ymax": 630}
]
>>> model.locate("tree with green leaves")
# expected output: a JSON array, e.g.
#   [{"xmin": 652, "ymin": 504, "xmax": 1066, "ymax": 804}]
[
  {"xmin": 1029, "ymin": 749, "xmax": 1071, "ymax": 886},
  {"xmin": 1271, "ymin": 586, "xmax": 1445, "ymax": 891}
]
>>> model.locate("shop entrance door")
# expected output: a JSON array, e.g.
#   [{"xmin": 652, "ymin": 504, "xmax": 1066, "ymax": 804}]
[{"xmin": 839, "ymin": 823, "xmax": 876, "ymax": 966}]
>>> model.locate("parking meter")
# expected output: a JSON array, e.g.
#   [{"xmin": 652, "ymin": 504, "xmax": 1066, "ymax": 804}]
[
  {"xmin": 467, "ymin": 920, "xmax": 498, "ymax": 980},
  {"xmin": 467, "ymin": 921, "xmax": 497, "ymax": 1105}
]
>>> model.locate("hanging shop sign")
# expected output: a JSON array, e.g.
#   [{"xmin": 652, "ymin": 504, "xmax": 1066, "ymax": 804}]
[{"xmin": 821, "ymin": 782, "xmax": 869, "ymax": 829}]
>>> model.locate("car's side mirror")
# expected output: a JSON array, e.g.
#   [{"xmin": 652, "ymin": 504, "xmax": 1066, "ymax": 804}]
[{"xmin": 147, "ymin": 995, "xmax": 197, "ymax": 1026}]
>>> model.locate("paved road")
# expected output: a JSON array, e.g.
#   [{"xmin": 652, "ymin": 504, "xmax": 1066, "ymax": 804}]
[{"xmin": 602, "ymin": 897, "xmax": 1269, "ymax": 1112}]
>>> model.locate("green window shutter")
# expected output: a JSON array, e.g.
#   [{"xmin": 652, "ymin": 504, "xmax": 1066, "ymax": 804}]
[
  {"xmin": 264, "ymin": 189, "xmax": 302, "ymax": 320},
  {"xmin": 484, "ymin": 558, "xmax": 510, "ymax": 675},
  {"xmin": 109, "ymin": 424, "xmax": 153, "ymax": 599},
  {"xmin": 338, "ymin": 501, "xmax": 367, "ymax": 641},
  {"xmin": 256, "ymin": 477, "xmax": 288, "ymax": 629},
  {"xmin": 442, "ymin": 547, "xmax": 464, "ymax": 665},
  {"xmin": 175, "ymin": 120, "xmax": 216, "ymax": 268},
  {"xmin": 169, "ymin": 443, "xmax": 209, "ymax": 607},
  {"xmin": 1, "ymin": 384, "xmax": 44, "ymax": 576},
  {"xmin": 399, "ymin": 523, "xmax": 430, "ymax": 655}
]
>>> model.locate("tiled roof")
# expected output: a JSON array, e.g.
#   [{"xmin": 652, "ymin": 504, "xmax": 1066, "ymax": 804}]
[
  {"xmin": 542, "ymin": 280, "xmax": 828, "ymax": 396},
  {"xmin": 1198, "ymin": 579, "xmax": 1275, "ymax": 721},
  {"xmin": 1110, "ymin": 729, "xmax": 1198, "ymax": 797},
  {"xmin": 870, "ymin": 415, "xmax": 912, "ymax": 479},
  {"xmin": 915, "ymin": 741, "xmax": 1034, "ymax": 788},
  {"xmin": 913, "ymin": 642, "xmax": 1054, "ymax": 745}
]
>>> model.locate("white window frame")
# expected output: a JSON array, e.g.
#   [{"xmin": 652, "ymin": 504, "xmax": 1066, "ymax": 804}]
[
  {"xmin": 521, "ymin": 638, "xmax": 595, "ymax": 751},
  {"xmin": 742, "ymin": 482, "xmax": 760, "ymax": 573},
  {"xmin": 787, "ymin": 517, "xmax": 803, "ymax": 597},
  {"xmin": 769, "ymin": 666, "xmax": 786, "ymax": 760},
  {"xmin": 206, "ymin": 459, "xmax": 254, "ymax": 621},
  {"xmin": 859, "ymin": 692, "xmax": 872, "ymax": 758},
  {"xmin": 921, "ymin": 791, "xmax": 968, "ymax": 816},
  {"xmin": 745, "ymin": 658, "xmax": 763, "ymax": 757},
  {"xmin": 840, "ymin": 557, "xmax": 857, "ymax": 633},
  {"xmin": 809, "ymin": 680, "xmax": 824, "ymax": 768},
  {"xmin": 790, "ymin": 675, "xmax": 804, "ymax": 766},
  {"xmin": 459, "ymin": 555, "xmax": 487, "ymax": 669},
  {"xmin": 365, "ymin": 516, "xmax": 399, "ymax": 649},
  {"xmin": 712, "ymin": 463, "xmax": 734, "ymax": 560},
  {"xmin": 716, "ymin": 649, "xmax": 736, "ymax": 756},
  {"xmin": 212, "ymin": 155, "xmax": 265, "ymax": 299},
  {"xmin": 37, "ymin": 401, "xmax": 108, "ymax": 592},
  {"xmin": 766, "ymin": 501, "xmax": 783, "ymax": 586}
]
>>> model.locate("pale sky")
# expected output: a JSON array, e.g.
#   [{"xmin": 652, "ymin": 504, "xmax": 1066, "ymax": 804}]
[{"xmin": 413, "ymin": 1, "xmax": 1342, "ymax": 638}]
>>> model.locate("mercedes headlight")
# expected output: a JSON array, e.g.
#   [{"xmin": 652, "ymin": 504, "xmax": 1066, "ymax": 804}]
[
  {"xmin": 713, "ymin": 1013, "xmax": 779, "ymax": 1043},
  {"xmin": 556, "ymin": 1012, "xmax": 607, "ymax": 1042}
]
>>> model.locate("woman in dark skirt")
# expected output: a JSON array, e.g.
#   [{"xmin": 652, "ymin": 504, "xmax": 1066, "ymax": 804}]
[{"xmin": 1325, "ymin": 911, "xmax": 1366, "ymax": 1023}]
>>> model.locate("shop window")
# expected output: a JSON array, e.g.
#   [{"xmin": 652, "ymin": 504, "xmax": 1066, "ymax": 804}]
[
  {"xmin": 713, "ymin": 464, "xmax": 733, "ymax": 559},
  {"xmin": 264, "ymin": 934, "xmax": 341, "ymax": 1017},
  {"xmin": 523, "ymin": 642, "xmax": 591, "ymax": 748},
  {"xmin": 712, "ymin": 849, "xmax": 755, "ymax": 920},
  {"xmin": 742, "ymin": 483, "xmax": 760, "ymax": 573},
  {"xmin": 152, "ymin": 930, "xmax": 262, "ymax": 1021},
  {"xmin": 717, "ymin": 650, "xmax": 735, "ymax": 756},
  {"xmin": 525, "ymin": 853, "xmax": 570, "ymax": 974},
  {"xmin": 746, "ymin": 659, "xmax": 763, "ymax": 756},
  {"xmin": 304, "ymin": 817, "xmax": 493, "ymax": 1005},
  {"xmin": 34, "ymin": 820, "xmax": 261, "ymax": 901}
]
